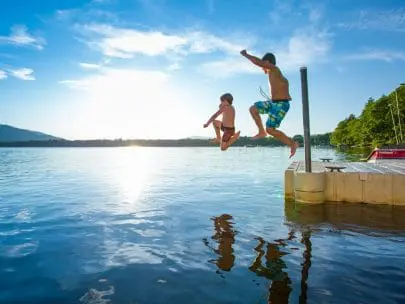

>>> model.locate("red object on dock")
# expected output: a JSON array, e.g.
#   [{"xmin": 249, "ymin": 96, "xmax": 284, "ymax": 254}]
[{"xmin": 367, "ymin": 148, "xmax": 405, "ymax": 162}]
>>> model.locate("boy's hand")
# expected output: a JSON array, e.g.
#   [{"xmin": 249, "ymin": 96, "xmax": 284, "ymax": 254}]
[
  {"xmin": 240, "ymin": 49, "xmax": 248, "ymax": 56},
  {"xmin": 203, "ymin": 123, "xmax": 209, "ymax": 128}
]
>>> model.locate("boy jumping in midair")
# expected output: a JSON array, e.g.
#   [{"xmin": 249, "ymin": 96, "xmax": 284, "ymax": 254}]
[
  {"xmin": 240, "ymin": 50, "xmax": 299, "ymax": 158},
  {"xmin": 204, "ymin": 93, "xmax": 240, "ymax": 151}
]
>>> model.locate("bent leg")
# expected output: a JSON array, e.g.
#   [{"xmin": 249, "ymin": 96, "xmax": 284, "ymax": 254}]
[
  {"xmin": 211, "ymin": 120, "xmax": 222, "ymax": 144},
  {"xmin": 249, "ymin": 104, "xmax": 267, "ymax": 139},
  {"xmin": 221, "ymin": 131, "xmax": 240, "ymax": 151},
  {"xmin": 267, "ymin": 128, "xmax": 299, "ymax": 158}
]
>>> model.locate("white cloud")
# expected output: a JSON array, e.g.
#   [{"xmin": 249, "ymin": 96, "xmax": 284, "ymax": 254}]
[
  {"xmin": 0, "ymin": 70, "xmax": 7, "ymax": 80},
  {"xmin": 275, "ymin": 29, "xmax": 332, "ymax": 70},
  {"xmin": 0, "ymin": 25, "xmax": 45, "ymax": 50},
  {"xmin": 9, "ymin": 68, "xmax": 35, "ymax": 80},
  {"xmin": 79, "ymin": 62, "xmax": 102, "ymax": 69},
  {"xmin": 200, "ymin": 58, "xmax": 260, "ymax": 78},
  {"xmin": 338, "ymin": 8, "xmax": 405, "ymax": 31},
  {"xmin": 81, "ymin": 24, "xmax": 187, "ymax": 58},
  {"xmin": 195, "ymin": 1, "xmax": 331, "ymax": 78},
  {"xmin": 269, "ymin": 0, "xmax": 298, "ymax": 25},
  {"xmin": 344, "ymin": 50, "xmax": 405, "ymax": 62},
  {"xmin": 186, "ymin": 31, "xmax": 246, "ymax": 54},
  {"xmin": 55, "ymin": 9, "xmax": 80, "ymax": 21},
  {"xmin": 200, "ymin": 29, "xmax": 332, "ymax": 77},
  {"xmin": 60, "ymin": 67, "xmax": 169, "ymax": 91},
  {"xmin": 79, "ymin": 24, "xmax": 249, "ymax": 59},
  {"xmin": 168, "ymin": 62, "xmax": 181, "ymax": 71}
]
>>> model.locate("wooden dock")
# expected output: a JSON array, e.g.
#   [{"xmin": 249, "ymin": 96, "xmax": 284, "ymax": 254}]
[{"xmin": 285, "ymin": 160, "xmax": 405, "ymax": 205}]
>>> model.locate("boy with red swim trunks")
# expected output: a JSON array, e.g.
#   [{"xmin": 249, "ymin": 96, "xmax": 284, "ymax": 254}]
[{"xmin": 203, "ymin": 93, "xmax": 241, "ymax": 151}]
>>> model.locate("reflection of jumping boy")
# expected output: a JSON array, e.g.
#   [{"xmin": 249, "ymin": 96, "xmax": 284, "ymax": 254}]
[
  {"xmin": 203, "ymin": 93, "xmax": 240, "ymax": 151},
  {"xmin": 240, "ymin": 50, "xmax": 299, "ymax": 158}
]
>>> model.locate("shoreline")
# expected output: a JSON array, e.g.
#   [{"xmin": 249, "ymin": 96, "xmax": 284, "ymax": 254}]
[{"xmin": 0, "ymin": 139, "xmax": 334, "ymax": 149}]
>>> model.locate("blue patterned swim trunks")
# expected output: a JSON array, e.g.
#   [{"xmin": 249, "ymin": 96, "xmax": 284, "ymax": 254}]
[{"xmin": 254, "ymin": 99, "xmax": 290, "ymax": 128}]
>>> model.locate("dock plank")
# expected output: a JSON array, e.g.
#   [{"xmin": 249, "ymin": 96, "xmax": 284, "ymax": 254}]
[{"xmin": 295, "ymin": 160, "xmax": 405, "ymax": 175}]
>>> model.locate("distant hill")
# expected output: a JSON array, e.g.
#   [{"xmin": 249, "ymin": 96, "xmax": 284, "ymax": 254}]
[{"xmin": 0, "ymin": 124, "xmax": 61, "ymax": 142}]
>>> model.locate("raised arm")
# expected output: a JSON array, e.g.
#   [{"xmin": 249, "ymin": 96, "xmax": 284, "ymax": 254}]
[
  {"xmin": 203, "ymin": 106, "xmax": 225, "ymax": 128},
  {"xmin": 240, "ymin": 50, "xmax": 274, "ymax": 70}
]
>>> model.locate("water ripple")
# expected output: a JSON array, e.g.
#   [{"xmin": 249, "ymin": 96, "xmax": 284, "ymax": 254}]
[{"xmin": 0, "ymin": 147, "xmax": 404, "ymax": 304}]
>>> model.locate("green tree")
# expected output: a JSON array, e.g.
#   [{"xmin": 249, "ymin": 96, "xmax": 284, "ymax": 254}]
[{"xmin": 331, "ymin": 86, "xmax": 405, "ymax": 147}]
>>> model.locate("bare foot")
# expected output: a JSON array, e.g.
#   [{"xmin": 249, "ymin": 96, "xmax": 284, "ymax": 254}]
[
  {"xmin": 210, "ymin": 138, "xmax": 221, "ymax": 145},
  {"xmin": 252, "ymin": 131, "xmax": 267, "ymax": 140},
  {"xmin": 289, "ymin": 141, "xmax": 299, "ymax": 158},
  {"xmin": 221, "ymin": 131, "xmax": 241, "ymax": 151}
]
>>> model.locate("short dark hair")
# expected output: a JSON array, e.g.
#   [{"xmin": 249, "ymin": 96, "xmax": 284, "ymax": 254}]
[
  {"xmin": 220, "ymin": 93, "xmax": 233, "ymax": 105},
  {"xmin": 262, "ymin": 53, "xmax": 276, "ymax": 65}
]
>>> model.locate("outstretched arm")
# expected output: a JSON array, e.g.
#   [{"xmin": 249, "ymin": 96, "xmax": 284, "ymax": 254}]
[
  {"xmin": 240, "ymin": 50, "xmax": 273, "ymax": 70},
  {"xmin": 203, "ymin": 106, "xmax": 224, "ymax": 128}
]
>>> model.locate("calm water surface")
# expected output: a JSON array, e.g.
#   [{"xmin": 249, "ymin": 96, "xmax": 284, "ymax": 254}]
[{"xmin": 0, "ymin": 147, "xmax": 404, "ymax": 304}]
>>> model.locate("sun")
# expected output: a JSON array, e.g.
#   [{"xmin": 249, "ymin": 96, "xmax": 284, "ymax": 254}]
[{"xmin": 68, "ymin": 67, "xmax": 198, "ymax": 139}]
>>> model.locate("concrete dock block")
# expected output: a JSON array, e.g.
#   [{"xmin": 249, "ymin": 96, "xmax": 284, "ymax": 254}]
[
  {"xmin": 284, "ymin": 168, "xmax": 295, "ymax": 201},
  {"xmin": 363, "ymin": 174, "xmax": 393, "ymax": 205},
  {"xmin": 294, "ymin": 172, "xmax": 326, "ymax": 204},
  {"xmin": 327, "ymin": 172, "xmax": 364, "ymax": 203},
  {"xmin": 392, "ymin": 174, "xmax": 405, "ymax": 205}
]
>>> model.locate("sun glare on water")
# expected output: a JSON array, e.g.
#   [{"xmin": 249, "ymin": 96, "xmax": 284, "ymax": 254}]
[{"xmin": 106, "ymin": 147, "xmax": 155, "ymax": 209}]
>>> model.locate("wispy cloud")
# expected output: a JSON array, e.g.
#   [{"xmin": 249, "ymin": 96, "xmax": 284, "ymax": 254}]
[
  {"xmin": 9, "ymin": 68, "xmax": 35, "ymax": 80},
  {"xmin": 0, "ymin": 69, "xmax": 7, "ymax": 80},
  {"xmin": 344, "ymin": 50, "xmax": 405, "ymax": 62},
  {"xmin": 200, "ymin": 28, "xmax": 332, "ymax": 77},
  {"xmin": 269, "ymin": 0, "xmax": 324, "ymax": 27},
  {"xmin": 54, "ymin": 7, "xmax": 117, "ymax": 25},
  {"xmin": 338, "ymin": 8, "xmax": 405, "ymax": 31},
  {"xmin": 73, "ymin": 3, "xmax": 328, "ymax": 78},
  {"xmin": 199, "ymin": 58, "xmax": 259, "ymax": 78},
  {"xmin": 168, "ymin": 62, "xmax": 181, "ymax": 71},
  {"xmin": 0, "ymin": 25, "xmax": 45, "ymax": 50},
  {"xmin": 55, "ymin": 9, "xmax": 81, "ymax": 21},
  {"xmin": 60, "ymin": 67, "xmax": 168, "ymax": 91},
  {"xmin": 79, "ymin": 24, "xmax": 249, "ymax": 59},
  {"xmin": 186, "ymin": 31, "xmax": 247, "ymax": 54},
  {"xmin": 275, "ymin": 29, "xmax": 332, "ymax": 70},
  {"xmin": 81, "ymin": 24, "xmax": 186, "ymax": 58},
  {"xmin": 79, "ymin": 62, "xmax": 102, "ymax": 69},
  {"xmin": 269, "ymin": 0, "xmax": 299, "ymax": 25},
  {"xmin": 136, "ymin": 0, "xmax": 167, "ymax": 15}
]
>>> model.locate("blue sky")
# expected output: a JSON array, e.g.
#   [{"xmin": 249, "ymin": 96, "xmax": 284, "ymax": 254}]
[{"xmin": 0, "ymin": 0, "xmax": 404, "ymax": 140}]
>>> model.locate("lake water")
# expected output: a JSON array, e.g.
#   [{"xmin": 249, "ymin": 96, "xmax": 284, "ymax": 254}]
[{"xmin": 1, "ymin": 147, "xmax": 405, "ymax": 304}]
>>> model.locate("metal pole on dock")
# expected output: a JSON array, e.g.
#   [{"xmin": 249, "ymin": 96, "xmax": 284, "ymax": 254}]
[{"xmin": 300, "ymin": 66, "xmax": 311, "ymax": 172}]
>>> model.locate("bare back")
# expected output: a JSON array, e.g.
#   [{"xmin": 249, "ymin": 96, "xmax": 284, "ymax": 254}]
[
  {"xmin": 222, "ymin": 105, "xmax": 235, "ymax": 128},
  {"xmin": 268, "ymin": 67, "xmax": 291, "ymax": 100}
]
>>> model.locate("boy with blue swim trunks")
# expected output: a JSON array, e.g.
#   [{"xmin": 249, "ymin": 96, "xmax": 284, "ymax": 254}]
[{"xmin": 240, "ymin": 50, "xmax": 299, "ymax": 158}]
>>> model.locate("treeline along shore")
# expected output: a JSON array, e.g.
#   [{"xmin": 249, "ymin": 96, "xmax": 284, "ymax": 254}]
[
  {"xmin": 0, "ymin": 133, "xmax": 332, "ymax": 148},
  {"xmin": 331, "ymin": 85, "xmax": 405, "ymax": 147}
]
